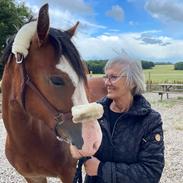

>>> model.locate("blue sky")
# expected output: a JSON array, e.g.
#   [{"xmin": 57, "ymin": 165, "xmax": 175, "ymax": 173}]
[{"xmin": 17, "ymin": 0, "xmax": 183, "ymax": 63}]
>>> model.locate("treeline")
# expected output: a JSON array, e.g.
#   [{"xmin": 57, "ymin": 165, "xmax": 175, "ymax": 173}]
[
  {"xmin": 0, "ymin": 0, "xmax": 32, "ymax": 56},
  {"xmin": 86, "ymin": 60, "xmax": 107, "ymax": 74},
  {"xmin": 0, "ymin": 0, "xmax": 32, "ymax": 79},
  {"xmin": 86, "ymin": 60, "xmax": 183, "ymax": 74},
  {"xmin": 175, "ymin": 62, "xmax": 183, "ymax": 70},
  {"xmin": 141, "ymin": 60, "xmax": 155, "ymax": 69},
  {"xmin": 86, "ymin": 60, "xmax": 155, "ymax": 74}
]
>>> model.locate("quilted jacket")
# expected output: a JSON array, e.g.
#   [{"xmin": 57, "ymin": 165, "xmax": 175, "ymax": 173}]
[{"xmin": 84, "ymin": 95, "xmax": 164, "ymax": 183}]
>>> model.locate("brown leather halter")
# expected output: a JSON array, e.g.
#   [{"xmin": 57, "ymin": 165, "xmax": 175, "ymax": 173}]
[{"xmin": 14, "ymin": 53, "xmax": 73, "ymax": 144}]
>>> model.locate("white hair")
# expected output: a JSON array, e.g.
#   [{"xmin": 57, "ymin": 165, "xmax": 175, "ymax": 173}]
[{"xmin": 104, "ymin": 56, "xmax": 146, "ymax": 95}]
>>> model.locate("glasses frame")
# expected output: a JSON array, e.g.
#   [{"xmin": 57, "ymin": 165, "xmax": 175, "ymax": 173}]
[{"xmin": 103, "ymin": 73, "xmax": 126, "ymax": 83}]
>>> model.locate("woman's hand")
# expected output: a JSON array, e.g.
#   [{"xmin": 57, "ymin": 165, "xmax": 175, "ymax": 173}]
[{"xmin": 84, "ymin": 156, "xmax": 100, "ymax": 176}]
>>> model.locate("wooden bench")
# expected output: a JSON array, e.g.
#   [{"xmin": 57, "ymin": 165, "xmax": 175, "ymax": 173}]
[{"xmin": 152, "ymin": 84, "xmax": 183, "ymax": 100}]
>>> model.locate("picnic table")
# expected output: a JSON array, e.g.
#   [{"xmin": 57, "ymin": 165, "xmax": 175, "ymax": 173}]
[{"xmin": 153, "ymin": 83, "xmax": 183, "ymax": 100}]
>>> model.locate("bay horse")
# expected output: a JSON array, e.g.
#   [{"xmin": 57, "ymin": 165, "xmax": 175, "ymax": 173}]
[{"xmin": 1, "ymin": 4, "xmax": 106, "ymax": 183}]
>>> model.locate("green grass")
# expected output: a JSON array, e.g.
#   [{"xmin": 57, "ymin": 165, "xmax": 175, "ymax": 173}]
[
  {"xmin": 144, "ymin": 65, "xmax": 183, "ymax": 83},
  {"xmin": 91, "ymin": 65, "xmax": 183, "ymax": 83}
]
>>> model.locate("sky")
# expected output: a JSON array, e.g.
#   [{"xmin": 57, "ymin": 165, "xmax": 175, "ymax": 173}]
[{"xmin": 17, "ymin": 0, "xmax": 183, "ymax": 63}]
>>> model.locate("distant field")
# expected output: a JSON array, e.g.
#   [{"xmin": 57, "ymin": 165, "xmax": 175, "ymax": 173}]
[
  {"xmin": 144, "ymin": 65, "xmax": 183, "ymax": 83},
  {"xmin": 91, "ymin": 65, "xmax": 183, "ymax": 83}
]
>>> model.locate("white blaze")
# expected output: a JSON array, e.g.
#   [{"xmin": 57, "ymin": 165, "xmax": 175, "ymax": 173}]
[{"xmin": 56, "ymin": 56, "xmax": 88, "ymax": 106}]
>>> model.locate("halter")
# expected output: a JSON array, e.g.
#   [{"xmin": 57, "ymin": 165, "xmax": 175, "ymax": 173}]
[{"xmin": 14, "ymin": 53, "xmax": 72, "ymax": 144}]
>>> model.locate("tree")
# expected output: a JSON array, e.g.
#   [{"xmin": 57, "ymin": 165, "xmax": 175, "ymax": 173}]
[
  {"xmin": 0, "ymin": 0, "xmax": 32, "ymax": 56},
  {"xmin": 174, "ymin": 62, "xmax": 183, "ymax": 70},
  {"xmin": 86, "ymin": 60, "xmax": 107, "ymax": 74},
  {"xmin": 141, "ymin": 60, "xmax": 155, "ymax": 69}
]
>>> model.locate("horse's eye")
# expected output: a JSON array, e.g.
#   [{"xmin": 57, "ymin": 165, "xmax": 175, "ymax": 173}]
[{"xmin": 50, "ymin": 76, "xmax": 65, "ymax": 86}]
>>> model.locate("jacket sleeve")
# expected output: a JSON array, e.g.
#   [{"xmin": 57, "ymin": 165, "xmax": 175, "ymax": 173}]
[{"xmin": 97, "ymin": 112, "xmax": 165, "ymax": 183}]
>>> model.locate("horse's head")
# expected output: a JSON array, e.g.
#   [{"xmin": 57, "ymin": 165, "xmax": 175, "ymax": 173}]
[{"xmin": 2, "ymin": 4, "xmax": 102, "ymax": 158}]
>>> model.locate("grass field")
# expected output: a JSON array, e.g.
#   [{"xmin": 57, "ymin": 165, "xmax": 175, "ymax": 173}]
[
  {"xmin": 144, "ymin": 65, "xmax": 183, "ymax": 83},
  {"xmin": 92, "ymin": 65, "xmax": 183, "ymax": 83}
]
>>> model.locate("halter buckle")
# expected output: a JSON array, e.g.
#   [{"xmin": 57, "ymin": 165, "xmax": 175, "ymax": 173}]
[
  {"xmin": 55, "ymin": 120, "xmax": 71, "ymax": 144},
  {"xmin": 56, "ymin": 136, "xmax": 71, "ymax": 144},
  {"xmin": 16, "ymin": 53, "xmax": 24, "ymax": 64},
  {"xmin": 54, "ymin": 113, "xmax": 63, "ymax": 123}
]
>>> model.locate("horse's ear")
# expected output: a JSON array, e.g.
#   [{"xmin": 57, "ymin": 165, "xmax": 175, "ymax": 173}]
[
  {"xmin": 37, "ymin": 3, "xmax": 50, "ymax": 46},
  {"xmin": 65, "ymin": 21, "xmax": 79, "ymax": 38}
]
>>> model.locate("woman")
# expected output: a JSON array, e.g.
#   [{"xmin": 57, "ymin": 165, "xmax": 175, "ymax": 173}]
[{"xmin": 84, "ymin": 56, "xmax": 164, "ymax": 183}]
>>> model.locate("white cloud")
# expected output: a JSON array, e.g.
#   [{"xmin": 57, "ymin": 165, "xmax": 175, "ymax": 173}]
[
  {"xmin": 23, "ymin": 0, "xmax": 92, "ymax": 15},
  {"xmin": 18, "ymin": 0, "xmax": 183, "ymax": 62},
  {"xmin": 145, "ymin": 0, "xmax": 183, "ymax": 22},
  {"xmin": 22, "ymin": 1, "xmax": 106, "ymax": 35},
  {"xmin": 73, "ymin": 33, "xmax": 123, "ymax": 60},
  {"xmin": 106, "ymin": 5, "xmax": 124, "ymax": 22},
  {"xmin": 73, "ymin": 31, "xmax": 183, "ymax": 62},
  {"xmin": 51, "ymin": 0, "xmax": 92, "ymax": 14},
  {"xmin": 108, "ymin": 29, "xmax": 120, "ymax": 32},
  {"xmin": 48, "ymin": 10, "xmax": 106, "ymax": 35},
  {"xmin": 129, "ymin": 21, "xmax": 139, "ymax": 26},
  {"xmin": 136, "ymin": 32, "xmax": 172, "ymax": 46}
]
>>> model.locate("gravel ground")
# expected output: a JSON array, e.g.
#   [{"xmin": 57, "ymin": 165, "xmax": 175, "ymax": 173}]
[{"xmin": 0, "ymin": 93, "xmax": 183, "ymax": 183}]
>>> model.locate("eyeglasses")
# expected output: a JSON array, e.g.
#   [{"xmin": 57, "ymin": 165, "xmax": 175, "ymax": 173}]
[{"xmin": 103, "ymin": 74, "xmax": 126, "ymax": 83}]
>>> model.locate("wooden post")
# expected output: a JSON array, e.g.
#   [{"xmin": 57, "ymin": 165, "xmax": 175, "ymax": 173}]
[
  {"xmin": 90, "ymin": 71, "xmax": 93, "ymax": 78},
  {"xmin": 148, "ymin": 72, "xmax": 151, "ymax": 91}
]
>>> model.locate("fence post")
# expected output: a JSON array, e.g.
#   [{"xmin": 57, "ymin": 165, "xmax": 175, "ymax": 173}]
[
  {"xmin": 148, "ymin": 72, "xmax": 151, "ymax": 91},
  {"xmin": 90, "ymin": 71, "xmax": 93, "ymax": 78}
]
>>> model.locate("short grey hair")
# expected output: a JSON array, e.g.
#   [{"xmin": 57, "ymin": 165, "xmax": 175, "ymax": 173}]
[{"xmin": 104, "ymin": 56, "xmax": 146, "ymax": 95}]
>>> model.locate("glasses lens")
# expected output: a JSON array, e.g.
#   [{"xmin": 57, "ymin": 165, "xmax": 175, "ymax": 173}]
[
  {"xmin": 110, "ymin": 75, "xmax": 119, "ymax": 82},
  {"xmin": 103, "ymin": 75, "xmax": 121, "ymax": 82}
]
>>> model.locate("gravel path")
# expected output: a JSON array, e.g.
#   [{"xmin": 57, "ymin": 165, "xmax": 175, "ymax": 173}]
[{"xmin": 0, "ymin": 93, "xmax": 183, "ymax": 183}]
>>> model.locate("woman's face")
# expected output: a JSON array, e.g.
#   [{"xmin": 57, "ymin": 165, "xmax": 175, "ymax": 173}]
[{"xmin": 104, "ymin": 64, "xmax": 132, "ymax": 100}]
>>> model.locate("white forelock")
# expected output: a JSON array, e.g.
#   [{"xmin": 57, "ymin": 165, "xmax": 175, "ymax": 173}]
[{"xmin": 12, "ymin": 21, "xmax": 37, "ymax": 58}]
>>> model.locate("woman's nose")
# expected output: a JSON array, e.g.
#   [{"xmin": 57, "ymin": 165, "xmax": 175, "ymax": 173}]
[{"xmin": 105, "ymin": 78, "xmax": 112, "ymax": 86}]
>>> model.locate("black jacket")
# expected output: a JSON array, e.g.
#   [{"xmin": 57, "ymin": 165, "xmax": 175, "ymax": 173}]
[{"xmin": 85, "ymin": 95, "xmax": 164, "ymax": 183}]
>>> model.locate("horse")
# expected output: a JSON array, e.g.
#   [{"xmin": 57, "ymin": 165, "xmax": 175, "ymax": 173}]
[
  {"xmin": 87, "ymin": 77, "xmax": 107, "ymax": 102},
  {"xmin": 1, "ymin": 4, "xmax": 106, "ymax": 183}
]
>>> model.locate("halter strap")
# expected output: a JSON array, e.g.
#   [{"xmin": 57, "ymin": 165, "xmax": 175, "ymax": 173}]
[{"xmin": 16, "ymin": 53, "xmax": 72, "ymax": 143}]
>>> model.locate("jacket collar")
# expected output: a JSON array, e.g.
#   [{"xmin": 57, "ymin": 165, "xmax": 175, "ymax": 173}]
[{"xmin": 98, "ymin": 94, "xmax": 151, "ymax": 117}]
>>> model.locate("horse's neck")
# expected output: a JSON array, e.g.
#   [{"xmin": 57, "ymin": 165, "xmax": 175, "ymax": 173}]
[
  {"xmin": 87, "ymin": 77, "xmax": 107, "ymax": 102},
  {"xmin": 2, "ymin": 63, "xmax": 43, "ymax": 144},
  {"xmin": 4, "ymin": 98, "xmax": 36, "ymax": 138}
]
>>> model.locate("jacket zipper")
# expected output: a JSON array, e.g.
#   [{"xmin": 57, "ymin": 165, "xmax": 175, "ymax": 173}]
[{"xmin": 111, "ymin": 113, "xmax": 127, "ymax": 138}]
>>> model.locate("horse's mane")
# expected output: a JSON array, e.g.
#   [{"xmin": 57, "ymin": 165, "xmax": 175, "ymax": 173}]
[
  {"xmin": 0, "ymin": 26, "xmax": 87, "ymax": 83},
  {"xmin": 49, "ymin": 28, "xmax": 87, "ymax": 83},
  {"xmin": 0, "ymin": 35, "xmax": 15, "ymax": 65}
]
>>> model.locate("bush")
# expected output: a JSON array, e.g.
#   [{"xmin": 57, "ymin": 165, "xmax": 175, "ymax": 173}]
[
  {"xmin": 86, "ymin": 60, "xmax": 107, "ymax": 74},
  {"xmin": 174, "ymin": 62, "xmax": 183, "ymax": 70},
  {"xmin": 141, "ymin": 60, "xmax": 155, "ymax": 69}
]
